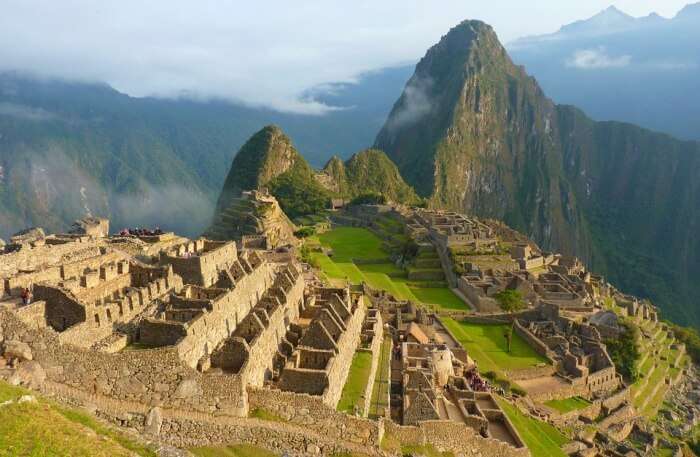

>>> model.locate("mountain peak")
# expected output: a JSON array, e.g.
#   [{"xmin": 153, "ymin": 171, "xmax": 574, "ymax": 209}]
[
  {"xmin": 676, "ymin": 2, "xmax": 700, "ymax": 18},
  {"xmin": 215, "ymin": 124, "xmax": 302, "ymax": 211},
  {"xmin": 559, "ymin": 5, "xmax": 635, "ymax": 35}
]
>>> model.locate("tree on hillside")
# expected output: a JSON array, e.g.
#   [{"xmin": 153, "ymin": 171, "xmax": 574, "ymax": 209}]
[
  {"xmin": 604, "ymin": 321, "xmax": 641, "ymax": 382},
  {"xmin": 495, "ymin": 289, "xmax": 525, "ymax": 353}
]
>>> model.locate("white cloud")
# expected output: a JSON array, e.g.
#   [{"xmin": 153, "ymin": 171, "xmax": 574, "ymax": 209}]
[
  {"xmin": 0, "ymin": 102, "xmax": 56, "ymax": 121},
  {"xmin": 0, "ymin": 1, "xmax": 688, "ymax": 113},
  {"xmin": 566, "ymin": 47, "xmax": 632, "ymax": 69},
  {"xmin": 385, "ymin": 76, "xmax": 434, "ymax": 133}
]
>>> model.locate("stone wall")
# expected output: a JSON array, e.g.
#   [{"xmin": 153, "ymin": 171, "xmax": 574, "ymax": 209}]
[
  {"xmin": 383, "ymin": 420, "xmax": 528, "ymax": 456},
  {"xmin": 246, "ymin": 287, "xmax": 303, "ymax": 386},
  {"xmin": 178, "ymin": 262, "xmax": 279, "ymax": 369},
  {"xmin": 0, "ymin": 310, "xmax": 247, "ymax": 416},
  {"xmin": 321, "ymin": 300, "xmax": 366, "ymax": 407},
  {"xmin": 513, "ymin": 319, "xmax": 558, "ymax": 363},
  {"xmin": 247, "ymin": 387, "xmax": 383, "ymax": 447},
  {"xmin": 13, "ymin": 300, "xmax": 48, "ymax": 329}
]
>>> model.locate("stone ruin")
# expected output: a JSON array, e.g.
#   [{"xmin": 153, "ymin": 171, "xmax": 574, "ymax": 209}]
[
  {"xmin": 516, "ymin": 303, "xmax": 620, "ymax": 397},
  {"xmin": 205, "ymin": 189, "xmax": 297, "ymax": 250},
  {"xmin": 363, "ymin": 287, "xmax": 526, "ymax": 449}
]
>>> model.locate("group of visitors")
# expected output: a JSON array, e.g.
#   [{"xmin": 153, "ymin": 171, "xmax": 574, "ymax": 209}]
[
  {"xmin": 465, "ymin": 368, "xmax": 489, "ymax": 392},
  {"xmin": 118, "ymin": 227, "xmax": 164, "ymax": 237}
]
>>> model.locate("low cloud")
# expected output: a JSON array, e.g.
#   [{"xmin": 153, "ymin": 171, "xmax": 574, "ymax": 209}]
[
  {"xmin": 0, "ymin": 102, "xmax": 56, "ymax": 121},
  {"xmin": 385, "ymin": 76, "xmax": 434, "ymax": 133},
  {"xmin": 566, "ymin": 47, "xmax": 631, "ymax": 69},
  {"xmin": 1, "ymin": 145, "xmax": 213, "ymax": 238},
  {"xmin": 112, "ymin": 185, "xmax": 214, "ymax": 238}
]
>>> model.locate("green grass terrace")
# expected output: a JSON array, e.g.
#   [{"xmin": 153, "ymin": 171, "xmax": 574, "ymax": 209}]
[
  {"xmin": 544, "ymin": 396, "xmax": 592, "ymax": 414},
  {"xmin": 337, "ymin": 351, "xmax": 374, "ymax": 414},
  {"xmin": 496, "ymin": 397, "xmax": 568, "ymax": 457},
  {"xmin": 305, "ymin": 227, "xmax": 468, "ymax": 312},
  {"xmin": 443, "ymin": 319, "xmax": 550, "ymax": 375}
]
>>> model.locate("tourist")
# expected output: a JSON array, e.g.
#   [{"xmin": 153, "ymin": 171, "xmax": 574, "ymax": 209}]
[{"xmin": 20, "ymin": 288, "xmax": 31, "ymax": 305}]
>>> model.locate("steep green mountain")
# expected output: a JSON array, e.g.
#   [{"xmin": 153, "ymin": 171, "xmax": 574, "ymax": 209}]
[
  {"xmin": 320, "ymin": 149, "xmax": 420, "ymax": 204},
  {"xmin": 213, "ymin": 125, "xmax": 331, "ymax": 220},
  {"xmin": 0, "ymin": 67, "xmax": 412, "ymax": 238},
  {"xmin": 212, "ymin": 127, "xmax": 420, "ymax": 226},
  {"xmin": 375, "ymin": 20, "xmax": 700, "ymax": 328}
]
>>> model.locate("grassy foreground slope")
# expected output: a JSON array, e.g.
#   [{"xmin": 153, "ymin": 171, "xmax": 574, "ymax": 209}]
[{"xmin": 0, "ymin": 380, "xmax": 155, "ymax": 457}]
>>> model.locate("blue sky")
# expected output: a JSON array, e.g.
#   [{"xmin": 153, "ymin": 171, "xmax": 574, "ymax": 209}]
[{"xmin": 0, "ymin": 1, "xmax": 692, "ymax": 112}]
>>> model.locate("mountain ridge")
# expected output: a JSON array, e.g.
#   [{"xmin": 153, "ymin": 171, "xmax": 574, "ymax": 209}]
[{"xmin": 376, "ymin": 19, "xmax": 700, "ymax": 328}]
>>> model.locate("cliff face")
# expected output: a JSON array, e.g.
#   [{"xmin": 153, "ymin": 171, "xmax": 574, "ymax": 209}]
[{"xmin": 376, "ymin": 20, "xmax": 700, "ymax": 327}]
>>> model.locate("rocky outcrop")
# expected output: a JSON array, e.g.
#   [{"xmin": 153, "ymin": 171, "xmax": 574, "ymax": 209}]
[{"xmin": 376, "ymin": 19, "xmax": 700, "ymax": 327}]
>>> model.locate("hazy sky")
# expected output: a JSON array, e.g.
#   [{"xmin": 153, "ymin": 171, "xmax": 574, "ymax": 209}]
[{"xmin": 0, "ymin": 0, "xmax": 692, "ymax": 113}]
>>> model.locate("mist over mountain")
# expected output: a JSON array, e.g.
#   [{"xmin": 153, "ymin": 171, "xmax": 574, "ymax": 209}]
[
  {"xmin": 0, "ymin": 66, "xmax": 412, "ymax": 238},
  {"xmin": 508, "ymin": 3, "xmax": 700, "ymax": 141}
]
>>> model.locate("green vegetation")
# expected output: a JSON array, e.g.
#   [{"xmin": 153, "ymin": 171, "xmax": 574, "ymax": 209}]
[
  {"xmin": 190, "ymin": 444, "xmax": 277, "ymax": 457},
  {"xmin": 349, "ymin": 192, "xmax": 387, "ymax": 206},
  {"xmin": 268, "ymin": 160, "xmax": 331, "ymax": 219},
  {"xmin": 496, "ymin": 397, "xmax": 568, "ymax": 457},
  {"xmin": 248, "ymin": 408, "xmax": 284, "ymax": 423},
  {"xmin": 309, "ymin": 227, "xmax": 467, "ymax": 312},
  {"xmin": 293, "ymin": 226, "xmax": 316, "ymax": 238},
  {"xmin": 337, "ymin": 351, "xmax": 374, "ymax": 413},
  {"xmin": 323, "ymin": 149, "xmax": 420, "ymax": 204},
  {"xmin": 369, "ymin": 337, "xmax": 392, "ymax": 419},
  {"xmin": 494, "ymin": 289, "xmax": 526, "ymax": 352},
  {"xmin": 544, "ymin": 396, "xmax": 592, "ymax": 414},
  {"xmin": 666, "ymin": 322, "xmax": 700, "ymax": 365},
  {"xmin": 604, "ymin": 321, "xmax": 641, "ymax": 382},
  {"xmin": 443, "ymin": 319, "xmax": 549, "ymax": 373},
  {"xmin": 380, "ymin": 431, "xmax": 455, "ymax": 457},
  {"xmin": 0, "ymin": 380, "xmax": 156, "ymax": 457}
]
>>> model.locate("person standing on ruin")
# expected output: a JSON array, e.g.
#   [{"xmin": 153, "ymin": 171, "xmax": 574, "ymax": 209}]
[{"xmin": 20, "ymin": 287, "xmax": 32, "ymax": 305}]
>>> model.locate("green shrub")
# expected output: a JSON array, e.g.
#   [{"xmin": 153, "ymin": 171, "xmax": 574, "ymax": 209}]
[
  {"xmin": 350, "ymin": 192, "xmax": 387, "ymax": 205},
  {"xmin": 604, "ymin": 321, "xmax": 641, "ymax": 381},
  {"xmin": 511, "ymin": 386, "xmax": 527, "ymax": 397},
  {"xmin": 666, "ymin": 321, "xmax": 700, "ymax": 365},
  {"xmin": 294, "ymin": 226, "xmax": 316, "ymax": 238}
]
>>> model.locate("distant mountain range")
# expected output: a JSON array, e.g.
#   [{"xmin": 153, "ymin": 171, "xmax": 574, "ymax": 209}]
[
  {"xmin": 0, "ymin": 67, "xmax": 412, "ymax": 238},
  {"xmin": 508, "ymin": 3, "xmax": 700, "ymax": 141}
]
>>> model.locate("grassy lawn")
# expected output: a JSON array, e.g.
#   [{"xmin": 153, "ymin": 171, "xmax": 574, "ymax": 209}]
[
  {"xmin": 496, "ymin": 397, "xmax": 568, "ymax": 457},
  {"xmin": 311, "ymin": 227, "xmax": 468, "ymax": 312},
  {"xmin": 0, "ymin": 381, "xmax": 156, "ymax": 457},
  {"xmin": 410, "ymin": 287, "xmax": 467, "ymax": 310},
  {"xmin": 337, "ymin": 351, "xmax": 374, "ymax": 413},
  {"xmin": 443, "ymin": 319, "xmax": 549, "ymax": 373},
  {"xmin": 318, "ymin": 227, "xmax": 388, "ymax": 262},
  {"xmin": 190, "ymin": 444, "xmax": 277, "ymax": 457},
  {"xmin": 369, "ymin": 337, "xmax": 392, "ymax": 419},
  {"xmin": 544, "ymin": 396, "xmax": 592, "ymax": 414}
]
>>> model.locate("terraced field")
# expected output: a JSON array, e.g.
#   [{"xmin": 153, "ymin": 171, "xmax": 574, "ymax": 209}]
[
  {"xmin": 369, "ymin": 337, "xmax": 392, "ymax": 419},
  {"xmin": 496, "ymin": 397, "xmax": 568, "ymax": 457},
  {"xmin": 306, "ymin": 227, "xmax": 467, "ymax": 312},
  {"xmin": 631, "ymin": 318, "xmax": 688, "ymax": 419},
  {"xmin": 337, "ymin": 351, "xmax": 374, "ymax": 413}
]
